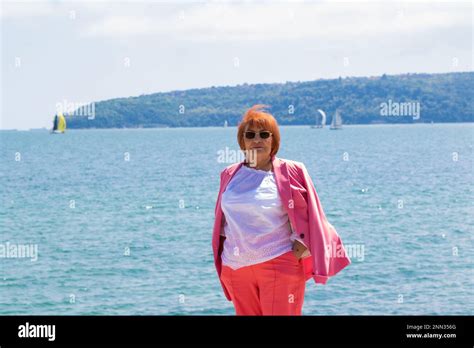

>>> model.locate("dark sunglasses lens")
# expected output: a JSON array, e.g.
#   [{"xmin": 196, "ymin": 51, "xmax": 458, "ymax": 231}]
[
  {"xmin": 260, "ymin": 132, "xmax": 270, "ymax": 139},
  {"xmin": 245, "ymin": 132, "xmax": 256, "ymax": 139}
]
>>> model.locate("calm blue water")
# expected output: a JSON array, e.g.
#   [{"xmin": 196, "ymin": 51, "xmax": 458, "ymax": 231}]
[{"xmin": 0, "ymin": 124, "xmax": 473, "ymax": 315}]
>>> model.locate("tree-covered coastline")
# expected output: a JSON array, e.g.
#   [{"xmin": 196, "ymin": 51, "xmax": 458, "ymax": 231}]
[{"xmin": 65, "ymin": 72, "xmax": 473, "ymax": 128}]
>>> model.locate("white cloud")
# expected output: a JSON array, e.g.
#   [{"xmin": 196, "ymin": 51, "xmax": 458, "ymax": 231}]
[
  {"xmin": 76, "ymin": 1, "xmax": 471, "ymax": 42},
  {"xmin": 83, "ymin": 15, "xmax": 156, "ymax": 37},
  {"xmin": 0, "ymin": 0, "xmax": 121, "ymax": 19},
  {"xmin": 2, "ymin": 1, "xmax": 469, "ymax": 42},
  {"xmin": 0, "ymin": 0, "xmax": 55, "ymax": 18}
]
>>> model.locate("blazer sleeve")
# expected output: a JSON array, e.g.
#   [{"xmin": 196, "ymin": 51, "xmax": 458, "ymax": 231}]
[{"xmin": 300, "ymin": 163, "xmax": 351, "ymax": 284}]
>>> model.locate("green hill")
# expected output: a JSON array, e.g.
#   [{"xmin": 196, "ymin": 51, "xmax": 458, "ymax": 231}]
[{"xmin": 65, "ymin": 72, "xmax": 473, "ymax": 128}]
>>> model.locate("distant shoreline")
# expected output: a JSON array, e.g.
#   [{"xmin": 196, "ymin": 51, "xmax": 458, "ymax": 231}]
[{"xmin": 2, "ymin": 122, "xmax": 474, "ymax": 132}]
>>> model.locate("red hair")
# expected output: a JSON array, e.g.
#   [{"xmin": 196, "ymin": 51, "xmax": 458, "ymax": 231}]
[{"xmin": 237, "ymin": 104, "xmax": 280, "ymax": 157}]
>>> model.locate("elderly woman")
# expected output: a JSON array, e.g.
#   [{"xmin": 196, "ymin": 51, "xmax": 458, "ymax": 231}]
[{"xmin": 212, "ymin": 105, "xmax": 351, "ymax": 315}]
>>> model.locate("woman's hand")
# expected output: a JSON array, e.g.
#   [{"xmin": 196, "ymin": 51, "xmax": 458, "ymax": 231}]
[{"xmin": 292, "ymin": 240, "xmax": 308, "ymax": 259}]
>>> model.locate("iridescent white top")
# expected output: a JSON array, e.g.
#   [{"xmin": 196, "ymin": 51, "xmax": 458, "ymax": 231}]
[{"xmin": 220, "ymin": 164, "xmax": 305, "ymax": 270}]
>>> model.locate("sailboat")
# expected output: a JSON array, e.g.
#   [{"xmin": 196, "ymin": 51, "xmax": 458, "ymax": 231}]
[
  {"xmin": 51, "ymin": 112, "xmax": 66, "ymax": 134},
  {"xmin": 224, "ymin": 120, "xmax": 228, "ymax": 127},
  {"xmin": 311, "ymin": 109, "xmax": 326, "ymax": 128},
  {"xmin": 330, "ymin": 109, "xmax": 343, "ymax": 130}
]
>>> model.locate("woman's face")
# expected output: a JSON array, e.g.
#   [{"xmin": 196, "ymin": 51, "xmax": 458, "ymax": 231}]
[{"xmin": 243, "ymin": 125, "xmax": 272, "ymax": 164}]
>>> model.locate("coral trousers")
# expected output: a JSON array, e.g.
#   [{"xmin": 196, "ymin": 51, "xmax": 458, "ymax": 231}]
[{"xmin": 220, "ymin": 250, "xmax": 306, "ymax": 315}]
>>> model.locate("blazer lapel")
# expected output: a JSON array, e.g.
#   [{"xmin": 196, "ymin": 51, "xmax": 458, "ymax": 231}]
[
  {"xmin": 221, "ymin": 162, "xmax": 243, "ymax": 193},
  {"xmin": 272, "ymin": 156, "xmax": 295, "ymax": 223}
]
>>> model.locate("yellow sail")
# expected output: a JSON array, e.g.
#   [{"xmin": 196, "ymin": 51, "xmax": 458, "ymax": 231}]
[{"xmin": 57, "ymin": 113, "xmax": 66, "ymax": 133}]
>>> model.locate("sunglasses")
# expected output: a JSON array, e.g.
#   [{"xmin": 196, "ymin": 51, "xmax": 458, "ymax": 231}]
[{"xmin": 244, "ymin": 131, "xmax": 273, "ymax": 140}]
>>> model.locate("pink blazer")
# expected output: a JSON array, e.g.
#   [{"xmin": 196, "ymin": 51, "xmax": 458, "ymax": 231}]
[{"xmin": 212, "ymin": 155, "xmax": 351, "ymax": 301}]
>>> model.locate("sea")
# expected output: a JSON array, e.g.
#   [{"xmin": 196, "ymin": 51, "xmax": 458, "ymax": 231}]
[{"xmin": 0, "ymin": 123, "xmax": 472, "ymax": 315}]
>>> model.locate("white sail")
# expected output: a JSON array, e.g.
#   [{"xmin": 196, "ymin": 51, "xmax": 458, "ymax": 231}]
[
  {"xmin": 311, "ymin": 109, "xmax": 326, "ymax": 128},
  {"xmin": 317, "ymin": 109, "xmax": 326, "ymax": 127},
  {"xmin": 330, "ymin": 110, "xmax": 343, "ymax": 130}
]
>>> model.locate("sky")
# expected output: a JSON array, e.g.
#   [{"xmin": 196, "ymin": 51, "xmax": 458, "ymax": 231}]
[{"xmin": 1, "ymin": 0, "xmax": 472, "ymax": 130}]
